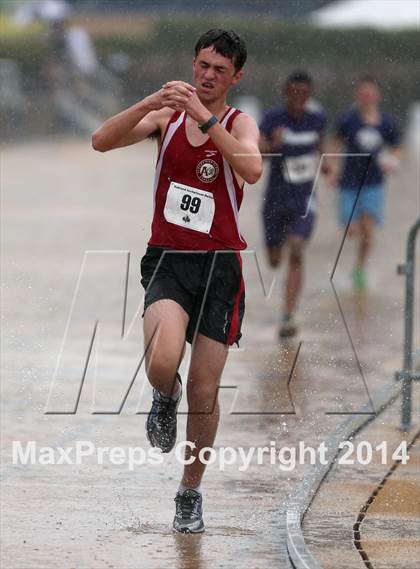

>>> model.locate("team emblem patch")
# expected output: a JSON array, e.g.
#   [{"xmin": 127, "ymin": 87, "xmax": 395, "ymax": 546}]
[
  {"xmin": 196, "ymin": 159, "xmax": 219, "ymax": 183},
  {"xmin": 356, "ymin": 127, "xmax": 383, "ymax": 152}
]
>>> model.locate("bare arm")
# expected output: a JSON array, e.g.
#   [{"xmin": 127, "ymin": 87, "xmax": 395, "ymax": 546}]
[
  {"xmin": 259, "ymin": 133, "xmax": 272, "ymax": 155},
  {"xmin": 325, "ymin": 135, "xmax": 344, "ymax": 187},
  {"xmin": 92, "ymin": 83, "xmax": 195, "ymax": 152},
  {"xmin": 209, "ymin": 113, "xmax": 263, "ymax": 184},
  {"xmin": 180, "ymin": 89, "xmax": 262, "ymax": 184},
  {"xmin": 92, "ymin": 96, "xmax": 161, "ymax": 152},
  {"xmin": 390, "ymin": 147, "xmax": 401, "ymax": 159},
  {"xmin": 379, "ymin": 145, "xmax": 401, "ymax": 174},
  {"xmin": 318, "ymin": 133, "xmax": 333, "ymax": 176},
  {"xmin": 259, "ymin": 128, "xmax": 284, "ymax": 156}
]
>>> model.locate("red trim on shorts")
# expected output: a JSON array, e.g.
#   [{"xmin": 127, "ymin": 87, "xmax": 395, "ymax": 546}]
[{"xmin": 227, "ymin": 252, "xmax": 244, "ymax": 345}]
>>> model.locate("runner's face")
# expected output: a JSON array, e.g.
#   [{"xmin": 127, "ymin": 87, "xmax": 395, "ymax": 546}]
[
  {"xmin": 355, "ymin": 82, "xmax": 381, "ymax": 106},
  {"xmin": 285, "ymin": 82, "xmax": 311, "ymax": 116},
  {"xmin": 193, "ymin": 47, "xmax": 243, "ymax": 103}
]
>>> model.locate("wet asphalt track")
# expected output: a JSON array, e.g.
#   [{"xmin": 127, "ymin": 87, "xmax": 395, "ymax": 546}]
[{"xmin": 1, "ymin": 138, "xmax": 418, "ymax": 568}]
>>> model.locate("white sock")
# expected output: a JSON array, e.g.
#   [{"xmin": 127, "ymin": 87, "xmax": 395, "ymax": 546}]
[{"xmin": 178, "ymin": 482, "xmax": 202, "ymax": 495}]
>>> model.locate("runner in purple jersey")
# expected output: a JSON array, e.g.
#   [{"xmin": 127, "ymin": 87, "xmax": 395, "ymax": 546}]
[
  {"xmin": 329, "ymin": 76, "xmax": 401, "ymax": 290},
  {"xmin": 259, "ymin": 71, "xmax": 330, "ymax": 337}
]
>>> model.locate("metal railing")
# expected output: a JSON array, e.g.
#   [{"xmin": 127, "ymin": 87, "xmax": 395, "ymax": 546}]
[{"xmin": 395, "ymin": 217, "xmax": 420, "ymax": 430}]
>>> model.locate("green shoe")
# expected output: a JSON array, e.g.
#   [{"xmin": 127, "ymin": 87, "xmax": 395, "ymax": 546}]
[{"xmin": 352, "ymin": 268, "xmax": 366, "ymax": 291}]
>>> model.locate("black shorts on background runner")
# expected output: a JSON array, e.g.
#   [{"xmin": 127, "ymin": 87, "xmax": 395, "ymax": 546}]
[{"xmin": 140, "ymin": 246, "xmax": 245, "ymax": 346}]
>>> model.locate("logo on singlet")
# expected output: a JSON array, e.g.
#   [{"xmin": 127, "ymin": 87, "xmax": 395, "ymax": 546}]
[
  {"xmin": 356, "ymin": 127, "xmax": 383, "ymax": 152},
  {"xmin": 196, "ymin": 159, "xmax": 219, "ymax": 183}
]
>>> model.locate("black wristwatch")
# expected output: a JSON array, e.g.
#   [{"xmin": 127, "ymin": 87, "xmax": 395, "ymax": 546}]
[{"xmin": 198, "ymin": 115, "xmax": 218, "ymax": 134}]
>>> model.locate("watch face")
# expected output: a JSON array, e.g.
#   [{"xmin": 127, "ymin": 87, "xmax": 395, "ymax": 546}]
[{"xmin": 200, "ymin": 116, "xmax": 217, "ymax": 133}]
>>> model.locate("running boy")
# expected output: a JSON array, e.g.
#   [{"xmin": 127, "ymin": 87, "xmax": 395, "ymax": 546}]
[
  {"xmin": 259, "ymin": 71, "xmax": 328, "ymax": 337},
  {"xmin": 92, "ymin": 29, "xmax": 262, "ymax": 533},
  {"xmin": 330, "ymin": 75, "xmax": 401, "ymax": 290}
]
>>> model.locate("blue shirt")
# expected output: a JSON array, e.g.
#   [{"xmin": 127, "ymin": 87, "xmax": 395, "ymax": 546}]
[
  {"xmin": 337, "ymin": 108, "xmax": 400, "ymax": 191},
  {"xmin": 259, "ymin": 106, "xmax": 326, "ymax": 211}
]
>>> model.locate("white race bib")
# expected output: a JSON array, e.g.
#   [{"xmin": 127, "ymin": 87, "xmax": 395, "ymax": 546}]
[
  {"xmin": 283, "ymin": 153, "xmax": 317, "ymax": 185},
  {"xmin": 164, "ymin": 181, "xmax": 215, "ymax": 234}
]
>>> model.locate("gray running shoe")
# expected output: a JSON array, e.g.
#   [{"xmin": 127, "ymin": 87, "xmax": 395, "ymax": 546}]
[
  {"xmin": 146, "ymin": 374, "xmax": 182, "ymax": 453},
  {"xmin": 173, "ymin": 489, "xmax": 205, "ymax": 533}
]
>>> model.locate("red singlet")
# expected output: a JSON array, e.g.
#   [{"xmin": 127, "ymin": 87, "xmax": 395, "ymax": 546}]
[{"xmin": 148, "ymin": 107, "xmax": 247, "ymax": 250}]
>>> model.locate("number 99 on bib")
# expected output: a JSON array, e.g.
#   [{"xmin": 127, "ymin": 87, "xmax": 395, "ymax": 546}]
[{"xmin": 164, "ymin": 181, "xmax": 216, "ymax": 234}]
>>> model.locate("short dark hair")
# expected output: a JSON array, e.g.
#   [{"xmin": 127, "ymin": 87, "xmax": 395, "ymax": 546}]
[
  {"xmin": 356, "ymin": 74, "xmax": 381, "ymax": 88},
  {"xmin": 285, "ymin": 70, "xmax": 313, "ymax": 88},
  {"xmin": 194, "ymin": 29, "xmax": 247, "ymax": 72}
]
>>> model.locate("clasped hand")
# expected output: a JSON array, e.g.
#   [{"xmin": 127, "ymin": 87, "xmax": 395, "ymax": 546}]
[{"xmin": 161, "ymin": 81, "xmax": 211, "ymax": 123}]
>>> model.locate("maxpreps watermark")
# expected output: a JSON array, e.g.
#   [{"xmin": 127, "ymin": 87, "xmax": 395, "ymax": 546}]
[{"xmin": 11, "ymin": 440, "xmax": 409, "ymax": 472}]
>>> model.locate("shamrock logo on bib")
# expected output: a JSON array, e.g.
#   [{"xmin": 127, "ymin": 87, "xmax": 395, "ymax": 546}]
[{"xmin": 164, "ymin": 181, "xmax": 215, "ymax": 234}]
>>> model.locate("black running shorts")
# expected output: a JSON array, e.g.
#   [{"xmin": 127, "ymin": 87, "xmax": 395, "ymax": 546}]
[{"xmin": 140, "ymin": 246, "xmax": 245, "ymax": 346}]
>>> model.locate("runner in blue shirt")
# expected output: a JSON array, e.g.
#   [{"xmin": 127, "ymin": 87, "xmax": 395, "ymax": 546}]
[
  {"xmin": 259, "ymin": 71, "xmax": 329, "ymax": 337},
  {"xmin": 330, "ymin": 75, "xmax": 401, "ymax": 290}
]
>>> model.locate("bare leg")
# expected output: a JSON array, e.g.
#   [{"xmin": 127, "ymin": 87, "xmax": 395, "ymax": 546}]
[
  {"xmin": 266, "ymin": 244, "xmax": 283, "ymax": 268},
  {"xmin": 347, "ymin": 220, "xmax": 359, "ymax": 239},
  {"xmin": 181, "ymin": 334, "xmax": 228, "ymax": 488},
  {"xmin": 284, "ymin": 236, "xmax": 305, "ymax": 316},
  {"xmin": 357, "ymin": 214, "xmax": 375, "ymax": 269},
  {"xmin": 143, "ymin": 299, "xmax": 188, "ymax": 397}
]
